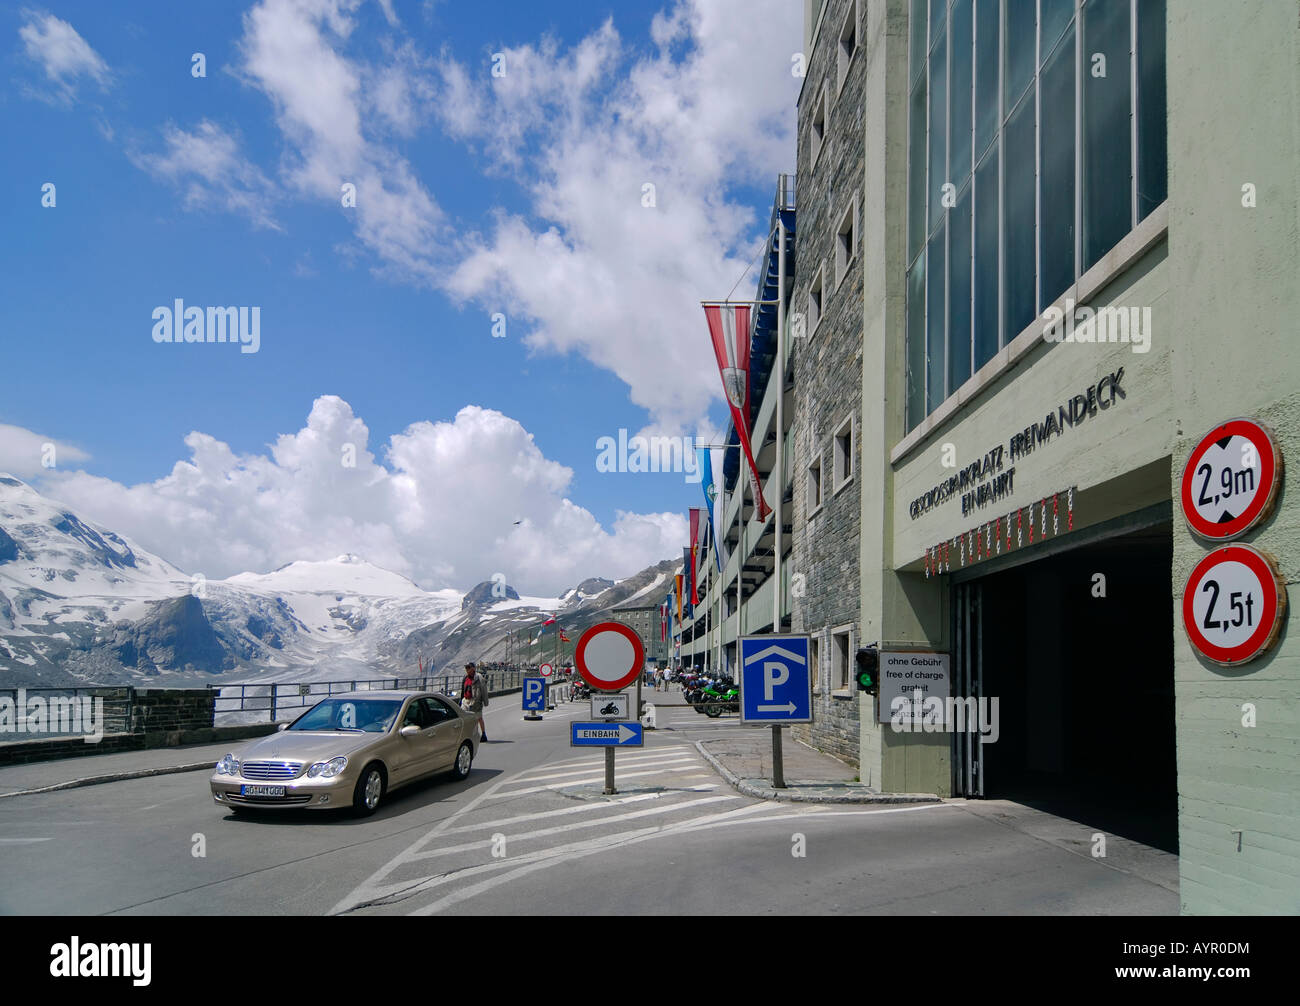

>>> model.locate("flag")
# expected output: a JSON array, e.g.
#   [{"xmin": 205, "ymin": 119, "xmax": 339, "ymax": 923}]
[
  {"xmin": 559, "ymin": 630, "xmax": 570, "ymax": 643},
  {"xmin": 543, "ymin": 616, "xmax": 556, "ymax": 626},
  {"xmin": 660, "ymin": 600, "xmax": 667, "ymax": 642},
  {"xmin": 674, "ymin": 574, "xmax": 683, "ymax": 624},
  {"xmin": 688, "ymin": 508, "xmax": 704, "ymax": 606},
  {"xmin": 682, "ymin": 548, "xmax": 694, "ymax": 618},
  {"xmin": 700, "ymin": 446, "xmax": 728, "ymax": 572},
  {"xmin": 703, "ymin": 303, "xmax": 771, "ymax": 520}
]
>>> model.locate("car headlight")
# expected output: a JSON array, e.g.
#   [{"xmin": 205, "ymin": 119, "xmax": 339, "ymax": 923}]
[
  {"xmin": 307, "ymin": 756, "xmax": 348, "ymax": 779},
  {"xmin": 216, "ymin": 753, "xmax": 241, "ymax": 776}
]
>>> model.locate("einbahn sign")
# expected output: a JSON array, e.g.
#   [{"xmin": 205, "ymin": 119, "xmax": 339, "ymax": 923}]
[
  {"xmin": 1182, "ymin": 544, "xmax": 1287, "ymax": 666},
  {"xmin": 1180, "ymin": 418, "xmax": 1282, "ymax": 541}
]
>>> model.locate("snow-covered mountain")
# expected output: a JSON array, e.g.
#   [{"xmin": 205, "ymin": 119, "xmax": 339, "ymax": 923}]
[{"xmin": 0, "ymin": 475, "xmax": 679, "ymax": 687}]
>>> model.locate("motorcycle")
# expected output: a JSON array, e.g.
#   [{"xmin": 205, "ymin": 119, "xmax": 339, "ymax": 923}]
[{"xmin": 700, "ymin": 678, "xmax": 739, "ymax": 718}]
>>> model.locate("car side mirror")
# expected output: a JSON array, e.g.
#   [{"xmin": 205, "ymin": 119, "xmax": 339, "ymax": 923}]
[
  {"xmin": 277, "ymin": 722, "xmax": 289, "ymax": 731},
  {"xmin": 399, "ymin": 724, "xmax": 420, "ymax": 737}
]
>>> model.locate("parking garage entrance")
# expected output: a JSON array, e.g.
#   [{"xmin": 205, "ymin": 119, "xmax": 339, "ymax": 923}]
[{"xmin": 950, "ymin": 507, "xmax": 1178, "ymax": 852}]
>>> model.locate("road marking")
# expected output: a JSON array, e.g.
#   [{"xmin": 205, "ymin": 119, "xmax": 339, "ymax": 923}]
[
  {"xmin": 0, "ymin": 837, "xmax": 53, "ymax": 844},
  {"xmin": 485, "ymin": 765, "xmax": 701, "ymax": 798},
  {"xmin": 437, "ymin": 793, "xmax": 667, "ymax": 836},
  {"xmin": 408, "ymin": 795, "xmax": 739, "ymax": 860},
  {"xmin": 511, "ymin": 756, "xmax": 697, "ymax": 782}
]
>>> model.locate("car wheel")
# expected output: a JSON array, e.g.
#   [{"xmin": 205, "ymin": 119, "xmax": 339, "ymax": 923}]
[
  {"xmin": 352, "ymin": 763, "xmax": 386, "ymax": 817},
  {"xmin": 452, "ymin": 741, "xmax": 474, "ymax": 781}
]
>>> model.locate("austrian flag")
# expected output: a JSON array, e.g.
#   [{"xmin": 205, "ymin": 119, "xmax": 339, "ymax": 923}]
[{"xmin": 703, "ymin": 303, "xmax": 772, "ymax": 521}]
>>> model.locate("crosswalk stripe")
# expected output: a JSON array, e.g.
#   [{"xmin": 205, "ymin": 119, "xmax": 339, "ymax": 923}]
[
  {"xmin": 486, "ymin": 765, "xmax": 701, "ymax": 798},
  {"xmin": 407, "ymin": 795, "xmax": 739, "ymax": 860},
  {"xmin": 513, "ymin": 756, "xmax": 697, "ymax": 782}
]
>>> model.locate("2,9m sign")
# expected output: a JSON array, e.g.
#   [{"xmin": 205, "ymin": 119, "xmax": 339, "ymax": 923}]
[
  {"xmin": 1183, "ymin": 545, "xmax": 1287, "ymax": 666},
  {"xmin": 1180, "ymin": 419, "xmax": 1281, "ymax": 540}
]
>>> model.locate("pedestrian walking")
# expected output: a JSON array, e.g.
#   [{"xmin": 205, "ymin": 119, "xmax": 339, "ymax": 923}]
[{"xmin": 463, "ymin": 661, "xmax": 489, "ymax": 742}]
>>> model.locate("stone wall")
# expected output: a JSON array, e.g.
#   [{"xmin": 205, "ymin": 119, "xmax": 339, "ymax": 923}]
[{"xmin": 789, "ymin": 0, "xmax": 865, "ymax": 767}]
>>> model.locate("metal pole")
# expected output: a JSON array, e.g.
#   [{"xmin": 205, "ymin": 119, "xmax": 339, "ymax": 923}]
[
  {"xmin": 604, "ymin": 747, "xmax": 617, "ymax": 794},
  {"xmin": 774, "ymin": 214, "xmax": 786, "ymax": 633},
  {"xmin": 772, "ymin": 724, "xmax": 785, "ymax": 788}
]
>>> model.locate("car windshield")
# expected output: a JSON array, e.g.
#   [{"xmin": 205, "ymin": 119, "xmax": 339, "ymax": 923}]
[{"xmin": 289, "ymin": 698, "xmax": 402, "ymax": 734}]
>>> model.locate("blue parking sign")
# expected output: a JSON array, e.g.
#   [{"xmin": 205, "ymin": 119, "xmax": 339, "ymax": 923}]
[
  {"xmin": 522, "ymin": 676, "xmax": 546, "ymax": 712},
  {"xmin": 739, "ymin": 635, "xmax": 812, "ymax": 724}
]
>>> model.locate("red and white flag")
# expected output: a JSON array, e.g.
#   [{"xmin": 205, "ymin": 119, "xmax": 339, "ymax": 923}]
[{"xmin": 703, "ymin": 304, "xmax": 771, "ymax": 520}]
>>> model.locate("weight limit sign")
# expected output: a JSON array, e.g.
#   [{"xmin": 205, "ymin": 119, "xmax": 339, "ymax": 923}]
[
  {"xmin": 1180, "ymin": 418, "xmax": 1282, "ymax": 540},
  {"xmin": 1182, "ymin": 544, "xmax": 1287, "ymax": 666}
]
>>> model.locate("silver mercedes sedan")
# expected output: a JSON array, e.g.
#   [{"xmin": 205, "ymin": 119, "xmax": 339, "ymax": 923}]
[{"xmin": 209, "ymin": 690, "xmax": 479, "ymax": 816}]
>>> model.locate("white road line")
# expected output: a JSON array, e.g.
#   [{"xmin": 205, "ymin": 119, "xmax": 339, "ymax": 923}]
[
  {"xmin": 0, "ymin": 837, "xmax": 52, "ymax": 844},
  {"xmin": 406, "ymin": 801, "xmax": 794, "ymax": 916},
  {"xmin": 540, "ymin": 747, "xmax": 694, "ymax": 769},
  {"xmin": 512, "ymin": 757, "xmax": 697, "ymax": 782},
  {"xmin": 486, "ymin": 765, "xmax": 702, "ymax": 798},
  {"xmin": 408, "ymin": 795, "xmax": 739, "ymax": 860},
  {"xmin": 437, "ymin": 793, "xmax": 669, "ymax": 836}
]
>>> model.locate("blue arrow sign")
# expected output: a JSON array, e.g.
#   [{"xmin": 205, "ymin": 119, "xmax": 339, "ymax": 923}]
[
  {"xmin": 570, "ymin": 722, "xmax": 643, "ymax": 747},
  {"xmin": 739, "ymin": 634, "xmax": 813, "ymax": 724},
  {"xmin": 522, "ymin": 676, "xmax": 546, "ymax": 712}
]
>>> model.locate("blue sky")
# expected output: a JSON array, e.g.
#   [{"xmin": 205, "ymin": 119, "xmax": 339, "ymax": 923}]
[{"xmin": 0, "ymin": 0, "xmax": 798, "ymax": 594}]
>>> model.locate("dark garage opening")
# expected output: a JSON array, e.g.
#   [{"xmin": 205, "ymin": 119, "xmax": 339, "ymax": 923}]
[{"xmin": 972, "ymin": 523, "xmax": 1178, "ymax": 852}]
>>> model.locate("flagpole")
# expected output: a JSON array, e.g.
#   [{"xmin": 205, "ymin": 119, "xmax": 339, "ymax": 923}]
[{"xmin": 774, "ymin": 213, "xmax": 786, "ymax": 634}]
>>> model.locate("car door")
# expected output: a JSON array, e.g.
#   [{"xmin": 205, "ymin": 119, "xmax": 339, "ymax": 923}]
[
  {"xmin": 392, "ymin": 697, "xmax": 438, "ymax": 786},
  {"xmin": 422, "ymin": 697, "xmax": 464, "ymax": 775}
]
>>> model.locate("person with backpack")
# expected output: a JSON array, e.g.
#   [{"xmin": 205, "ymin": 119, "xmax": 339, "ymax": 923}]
[{"xmin": 464, "ymin": 661, "xmax": 490, "ymax": 742}]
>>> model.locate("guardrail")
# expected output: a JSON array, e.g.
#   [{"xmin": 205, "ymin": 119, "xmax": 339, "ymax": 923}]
[{"xmin": 213, "ymin": 670, "xmax": 536, "ymax": 724}]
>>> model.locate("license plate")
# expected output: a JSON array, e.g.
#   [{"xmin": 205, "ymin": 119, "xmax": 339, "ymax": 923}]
[{"xmin": 241, "ymin": 785, "xmax": 286, "ymax": 797}]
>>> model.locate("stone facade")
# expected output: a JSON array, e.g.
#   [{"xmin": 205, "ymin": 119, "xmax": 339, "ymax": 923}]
[{"xmin": 789, "ymin": 0, "xmax": 865, "ymax": 767}]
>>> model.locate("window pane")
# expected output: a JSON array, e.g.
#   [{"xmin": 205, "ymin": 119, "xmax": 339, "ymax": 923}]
[
  {"xmin": 1137, "ymin": 0, "xmax": 1167, "ymax": 220},
  {"xmin": 1040, "ymin": 22, "xmax": 1076, "ymax": 308},
  {"xmin": 1082, "ymin": 0, "xmax": 1132, "ymax": 269},
  {"xmin": 910, "ymin": 0, "xmax": 927, "ymax": 85},
  {"xmin": 1005, "ymin": 0, "xmax": 1036, "ymax": 112},
  {"xmin": 974, "ymin": 0, "xmax": 999, "ymax": 158},
  {"xmin": 949, "ymin": 183, "xmax": 973, "ymax": 390},
  {"xmin": 975, "ymin": 148, "xmax": 999, "ymax": 366},
  {"xmin": 1041, "ymin": 0, "xmax": 1074, "ymax": 60},
  {"xmin": 950, "ymin": 0, "xmax": 973, "ymax": 189},
  {"xmin": 909, "ymin": 77, "xmax": 928, "ymax": 262},
  {"xmin": 930, "ymin": 0, "xmax": 947, "ymax": 48},
  {"xmin": 928, "ymin": 27, "xmax": 947, "ymax": 234},
  {"xmin": 926, "ymin": 223, "xmax": 947, "ymax": 412},
  {"xmin": 907, "ymin": 258, "xmax": 927, "ymax": 428},
  {"xmin": 1004, "ymin": 88, "xmax": 1036, "ymax": 340}
]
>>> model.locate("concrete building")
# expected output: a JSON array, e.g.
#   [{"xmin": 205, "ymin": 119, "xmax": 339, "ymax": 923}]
[
  {"xmin": 788, "ymin": 0, "xmax": 868, "ymax": 766},
  {"xmin": 846, "ymin": 0, "xmax": 1299, "ymax": 915},
  {"xmin": 678, "ymin": 181, "xmax": 796, "ymax": 675},
  {"xmin": 608, "ymin": 602, "xmax": 669, "ymax": 666}
]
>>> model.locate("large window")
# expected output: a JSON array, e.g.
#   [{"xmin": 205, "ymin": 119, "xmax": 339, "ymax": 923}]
[{"xmin": 905, "ymin": 0, "xmax": 1167, "ymax": 431}]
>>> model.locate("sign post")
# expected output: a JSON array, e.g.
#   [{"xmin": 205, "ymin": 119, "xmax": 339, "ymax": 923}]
[
  {"xmin": 739, "ymin": 634, "xmax": 812, "ymax": 789},
  {"xmin": 574, "ymin": 622, "xmax": 646, "ymax": 794},
  {"xmin": 522, "ymin": 675, "xmax": 545, "ymax": 721}
]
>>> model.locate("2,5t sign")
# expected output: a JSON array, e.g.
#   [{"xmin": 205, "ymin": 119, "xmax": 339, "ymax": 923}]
[{"xmin": 1182, "ymin": 544, "xmax": 1287, "ymax": 666}]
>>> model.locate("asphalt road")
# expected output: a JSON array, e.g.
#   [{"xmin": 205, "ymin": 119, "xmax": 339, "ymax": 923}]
[{"xmin": 0, "ymin": 691, "xmax": 1178, "ymax": 915}]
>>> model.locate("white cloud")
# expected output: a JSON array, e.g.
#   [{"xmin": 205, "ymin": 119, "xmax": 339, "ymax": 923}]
[
  {"xmin": 431, "ymin": 0, "xmax": 800, "ymax": 430},
  {"xmin": 18, "ymin": 9, "xmax": 111, "ymax": 103},
  {"xmin": 130, "ymin": 120, "xmax": 280, "ymax": 230},
  {"xmin": 0, "ymin": 424, "xmax": 90, "ymax": 478},
  {"xmin": 236, "ymin": 0, "xmax": 444, "ymax": 282},
  {"xmin": 31, "ymin": 397, "xmax": 684, "ymax": 595}
]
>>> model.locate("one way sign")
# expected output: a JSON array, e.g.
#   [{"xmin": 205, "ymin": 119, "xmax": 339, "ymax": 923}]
[{"xmin": 739, "ymin": 634, "xmax": 812, "ymax": 724}]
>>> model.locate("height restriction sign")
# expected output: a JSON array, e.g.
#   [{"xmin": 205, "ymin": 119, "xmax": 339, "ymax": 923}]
[
  {"xmin": 1182, "ymin": 544, "xmax": 1287, "ymax": 666},
  {"xmin": 1180, "ymin": 418, "xmax": 1282, "ymax": 540}
]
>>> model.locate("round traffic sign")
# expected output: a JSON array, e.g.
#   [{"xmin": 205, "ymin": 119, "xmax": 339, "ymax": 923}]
[
  {"xmin": 1180, "ymin": 418, "xmax": 1282, "ymax": 540},
  {"xmin": 539, "ymin": 662, "xmax": 553, "ymax": 677},
  {"xmin": 1182, "ymin": 544, "xmax": 1287, "ymax": 666},
  {"xmin": 575, "ymin": 622, "xmax": 644, "ymax": 692}
]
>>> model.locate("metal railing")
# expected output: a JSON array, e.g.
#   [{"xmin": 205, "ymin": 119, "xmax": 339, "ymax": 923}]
[{"xmin": 213, "ymin": 669, "xmax": 539, "ymax": 724}]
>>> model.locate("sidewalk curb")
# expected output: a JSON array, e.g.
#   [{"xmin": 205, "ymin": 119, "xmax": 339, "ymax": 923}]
[
  {"xmin": 0, "ymin": 761, "xmax": 214, "ymax": 800},
  {"xmin": 694, "ymin": 740, "xmax": 941, "ymax": 805}
]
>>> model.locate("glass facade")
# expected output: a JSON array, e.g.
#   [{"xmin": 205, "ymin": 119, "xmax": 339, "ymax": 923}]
[{"xmin": 905, "ymin": 0, "xmax": 1167, "ymax": 431}]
